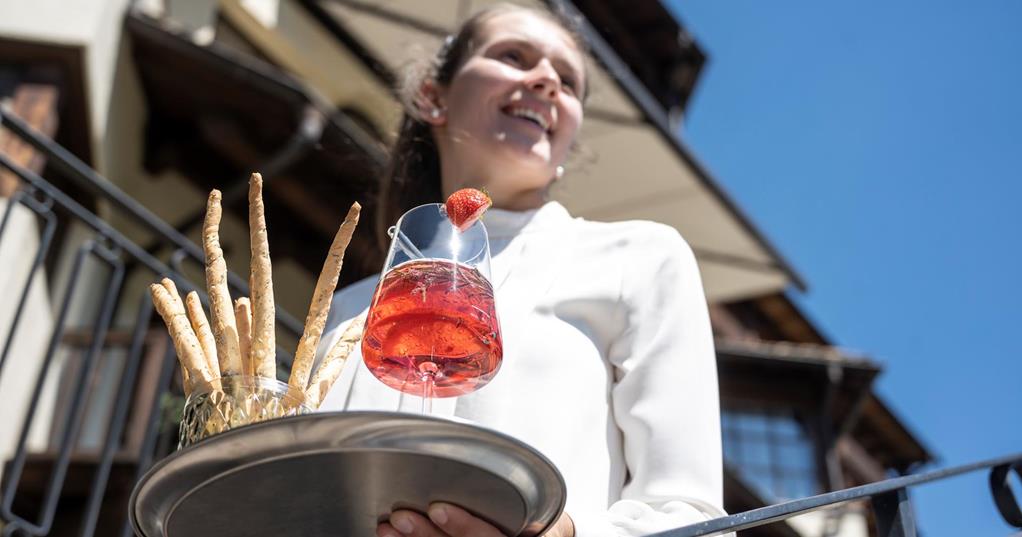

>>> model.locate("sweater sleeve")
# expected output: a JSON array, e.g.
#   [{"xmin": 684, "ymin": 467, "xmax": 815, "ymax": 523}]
[{"xmin": 572, "ymin": 225, "xmax": 729, "ymax": 537}]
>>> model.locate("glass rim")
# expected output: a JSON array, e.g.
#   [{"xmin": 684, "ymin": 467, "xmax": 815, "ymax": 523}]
[
  {"xmin": 398, "ymin": 202, "xmax": 489, "ymax": 235},
  {"xmin": 390, "ymin": 202, "xmax": 491, "ymax": 267},
  {"xmin": 185, "ymin": 374, "xmax": 311, "ymax": 409}
]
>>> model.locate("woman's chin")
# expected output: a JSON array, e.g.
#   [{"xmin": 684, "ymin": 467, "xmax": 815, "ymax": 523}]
[{"xmin": 490, "ymin": 135, "xmax": 553, "ymax": 169}]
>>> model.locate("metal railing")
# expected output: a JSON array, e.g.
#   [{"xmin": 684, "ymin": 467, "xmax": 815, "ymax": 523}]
[
  {"xmin": 0, "ymin": 104, "xmax": 303, "ymax": 537},
  {"xmin": 665, "ymin": 452, "xmax": 1022, "ymax": 536},
  {"xmin": 0, "ymin": 108, "xmax": 1020, "ymax": 537}
]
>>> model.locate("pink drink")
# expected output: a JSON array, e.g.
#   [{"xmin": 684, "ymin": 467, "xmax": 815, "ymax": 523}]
[{"xmin": 362, "ymin": 259, "xmax": 502, "ymax": 397}]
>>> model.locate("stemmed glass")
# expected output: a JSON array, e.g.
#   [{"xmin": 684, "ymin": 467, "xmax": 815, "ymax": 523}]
[{"xmin": 362, "ymin": 203, "xmax": 502, "ymax": 413}]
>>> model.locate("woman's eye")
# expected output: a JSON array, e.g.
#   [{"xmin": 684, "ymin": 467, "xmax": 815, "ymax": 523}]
[
  {"xmin": 500, "ymin": 50, "xmax": 524, "ymax": 65},
  {"xmin": 561, "ymin": 77, "xmax": 577, "ymax": 95}
]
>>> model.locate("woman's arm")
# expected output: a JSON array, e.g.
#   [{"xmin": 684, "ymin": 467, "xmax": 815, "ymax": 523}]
[{"xmin": 572, "ymin": 224, "xmax": 727, "ymax": 537}]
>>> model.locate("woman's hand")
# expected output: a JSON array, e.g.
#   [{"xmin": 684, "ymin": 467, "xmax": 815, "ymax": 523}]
[{"xmin": 377, "ymin": 503, "xmax": 574, "ymax": 537}]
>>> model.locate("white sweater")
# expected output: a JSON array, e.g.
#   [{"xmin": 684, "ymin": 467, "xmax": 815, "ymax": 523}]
[{"xmin": 317, "ymin": 201, "xmax": 727, "ymax": 536}]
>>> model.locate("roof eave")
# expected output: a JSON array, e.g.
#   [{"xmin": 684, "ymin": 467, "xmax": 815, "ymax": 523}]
[{"xmin": 544, "ymin": 0, "xmax": 807, "ymax": 291}]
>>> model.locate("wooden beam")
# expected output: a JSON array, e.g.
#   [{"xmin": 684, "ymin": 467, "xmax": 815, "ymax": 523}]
[
  {"xmin": 838, "ymin": 436, "xmax": 888, "ymax": 485},
  {"xmin": 195, "ymin": 116, "xmax": 343, "ymax": 237},
  {"xmin": 708, "ymin": 304, "xmax": 755, "ymax": 339}
]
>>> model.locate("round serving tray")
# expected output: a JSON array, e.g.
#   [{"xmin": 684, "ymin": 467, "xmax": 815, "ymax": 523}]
[{"xmin": 130, "ymin": 411, "xmax": 565, "ymax": 537}]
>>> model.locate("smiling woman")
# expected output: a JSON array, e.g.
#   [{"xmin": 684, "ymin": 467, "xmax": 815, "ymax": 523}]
[
  {"xmin": 427, "ymin": 11, "xmax": 585, "ymax": 195},
  {"xmin": 318, "ymin": 4, "xmax": 730, "ymax": 537},
  {"xmin": 374, "ymin": 4, "xmax": 588, "ymax": 245}
]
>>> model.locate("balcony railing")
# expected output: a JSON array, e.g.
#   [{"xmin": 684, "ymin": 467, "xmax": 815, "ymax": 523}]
[
  {"xmin": 667, "ymin": 452, "xmax": 1021, "ymax": 536},
  {"xmin": 0, "ymin": 107, "xmax": 1020, "ymax": 537},
  {"xmin": 0, "ymin": 103, "xmax": 306, "ymax": 537}
]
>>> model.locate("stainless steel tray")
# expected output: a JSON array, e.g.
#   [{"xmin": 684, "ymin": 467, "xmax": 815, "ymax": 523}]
[{"xmin": 130, "ymin": 411, "xmax": 565, "ymax": 537}]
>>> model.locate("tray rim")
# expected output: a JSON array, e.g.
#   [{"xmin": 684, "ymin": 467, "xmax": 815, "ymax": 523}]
[{"xmin": 130, "ymin": 411, "xmax": 566, "ymax": 537}]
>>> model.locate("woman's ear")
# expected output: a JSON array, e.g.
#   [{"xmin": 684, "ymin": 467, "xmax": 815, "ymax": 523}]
[{"xmin": 415, "ymin": 79, "xmax": 447, "ymax": 126}]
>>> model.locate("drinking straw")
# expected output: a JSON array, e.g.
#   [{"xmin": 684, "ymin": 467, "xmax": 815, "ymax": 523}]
[{"xmin": 388, "ymin": 225, "xmax": 426, "ymax": 259}]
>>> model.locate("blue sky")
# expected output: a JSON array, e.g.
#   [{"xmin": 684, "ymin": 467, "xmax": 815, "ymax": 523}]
[{"xmin": 667, "ymin": 1, "xmax": 1022, "ymax": 535}]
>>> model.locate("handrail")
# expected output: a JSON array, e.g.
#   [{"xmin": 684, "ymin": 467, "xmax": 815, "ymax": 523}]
[
  {"xmin": 0, "ymin": 104, "xmax": 306, "ymax": 338},
  {"xmin": 655, "ymin": 453, "xmax": 1022, "ymax": 536}
]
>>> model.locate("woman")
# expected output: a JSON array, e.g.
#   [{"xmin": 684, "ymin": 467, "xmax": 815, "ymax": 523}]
[{"xmin": 319, "ymin": 4, "xmax": 726, "ymax": 536}]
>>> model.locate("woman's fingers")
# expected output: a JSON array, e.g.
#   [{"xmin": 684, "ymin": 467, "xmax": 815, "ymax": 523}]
[
  {"xmin": 380, "ymin": 510, "xmax": 442, "ymax": 537},
  {"xmin": 377, "ymin": 522, "xmax": 398, "ymax": 537},
  {"xmin": 376, "ymin": 505, "xmax": 506, "ymax": 537},
  {"xmin": 427, "ymin": 503, "xmax": 505, "ymax": 537}
]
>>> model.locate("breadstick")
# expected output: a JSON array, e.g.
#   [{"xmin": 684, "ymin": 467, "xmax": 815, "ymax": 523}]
[
  {"xmin": 248, "ymin": 173, "xmax": 277, "ymax": 380},
  {"xmin": 234, "ymin": 297, "xmax": 253, "ymax": 377},
  {"xmin": 203, "ymin": 189, "xmax": 243, "ymax": 376},
  {"xmin": 185, "ymin": 291, "xmax": 222, "ymax": 391},
  {"xmin": 305, "ymin": 313, "xmax": 366, "ymax": 408},
  {"xmin": 288, "ymin": 202, "xmax": 361, "ymax": 392},
  {"xmin": 180, "ymin": 363, "xmax": 192, "ymax": 398},
  {"xmin": 150, "ymin": 280, "xmax": 212, "ymax": 394}
]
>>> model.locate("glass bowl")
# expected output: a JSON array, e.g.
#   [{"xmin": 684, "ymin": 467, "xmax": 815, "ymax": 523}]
[{"xmin": 178, "ymin": 375, "xmax": 311, "ymax": 449}]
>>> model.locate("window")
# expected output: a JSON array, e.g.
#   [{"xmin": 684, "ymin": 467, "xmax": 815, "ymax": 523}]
[{"xmin": 722, "ymin": 407, "xmax": 820, "ymax": 501}]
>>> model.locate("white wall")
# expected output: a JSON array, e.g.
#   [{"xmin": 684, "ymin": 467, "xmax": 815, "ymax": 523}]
[
  {"xmin": 0, "ymin": 0, "xmax": 113, "ymax": 45},
  {"xmin": 0, "ymin": 201, "xmax": 57, "ymax": 468},
  {"xmin": 0, "ymin": 0, "xmax": 133, "ymax": 169},
  {"xmin": 787, "ymin": 505, "xmax": 871, "ymax": 537}
]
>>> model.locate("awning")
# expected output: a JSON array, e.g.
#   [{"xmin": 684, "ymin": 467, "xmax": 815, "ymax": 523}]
[
  {"xmin": 217, "ymin": 0, "xmax": 806, "ymax": 303},
  {"xmin": 126, "ymin": 13, "xmax": 386, "ymax": 284}
]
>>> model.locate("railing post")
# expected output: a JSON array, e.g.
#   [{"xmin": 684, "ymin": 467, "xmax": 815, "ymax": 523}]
[
  {"xmin": 989, "ymin": 463, "xmax": 1022, "ymax": 528},
  {"xmin": 872, "ymin": 488, "xmax": 917, "ymax": 537}
]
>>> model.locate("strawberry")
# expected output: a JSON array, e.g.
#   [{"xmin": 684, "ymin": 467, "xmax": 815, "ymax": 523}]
[{"xmin": 444, "ymin": 188, "xmax": 492, "ymax": 232}]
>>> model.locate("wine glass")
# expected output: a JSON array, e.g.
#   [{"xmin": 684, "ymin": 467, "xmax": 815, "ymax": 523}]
[{"xmin": 362, "ymin": 203, "xmax": 502, "ymax": 413}]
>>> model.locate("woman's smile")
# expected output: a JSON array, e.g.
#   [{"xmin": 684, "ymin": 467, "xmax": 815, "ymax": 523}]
[{"xmin": 500, "ymin": 101, "xmax": 556, "ymax": 134}]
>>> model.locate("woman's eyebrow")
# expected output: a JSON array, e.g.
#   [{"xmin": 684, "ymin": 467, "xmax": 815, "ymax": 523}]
[{"xmin": 493, "ymin": 37, "xmax": 583, "ymax": 79}]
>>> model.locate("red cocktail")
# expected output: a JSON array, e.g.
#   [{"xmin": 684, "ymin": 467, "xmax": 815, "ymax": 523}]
[
  {"xmin": 362, "ymin": 199, "xmax": 500, "ymax": 410},
  {"xmin": 362, "ymin": 259, "xmax": 502, "ymax": 397}
]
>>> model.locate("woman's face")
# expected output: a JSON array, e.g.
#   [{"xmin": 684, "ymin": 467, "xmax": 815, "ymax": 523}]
[{"xmin": 433, "ymin": 11, "xmax": 586, "ymax": 206}]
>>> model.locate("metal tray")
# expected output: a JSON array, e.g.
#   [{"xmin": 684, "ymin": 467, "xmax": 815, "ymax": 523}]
[{"xmin": 130, "ymin": 411, "xmax": 565, "ymax": 537}]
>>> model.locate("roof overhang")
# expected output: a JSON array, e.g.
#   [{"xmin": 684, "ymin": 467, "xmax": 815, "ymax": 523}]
[
  {"xmin": 125, "ymin": 12, "xmax": 386, "ymax": 282},
  {"xmin": 715, "ymin": 337, "xmax": 933, "ymax": 471},
  {"xmin": 715, "ymin": 338, "xmax": 881, "ymax": 433},
  {"xmin": 852, "ymin": 394, "xmax": 934, "ymax": 472},
  {"xmin": 223, "ymin": 0, "xmax": 806, "ymax": 303},
  {"xmin": 566, "ymin": 0, "xmax": 706, "ymax": 117}
]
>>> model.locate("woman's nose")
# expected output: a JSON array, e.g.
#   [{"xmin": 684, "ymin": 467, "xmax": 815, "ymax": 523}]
[{"xmin": 525, "ymin": 60, "xmax": 560, "ymax": 100}]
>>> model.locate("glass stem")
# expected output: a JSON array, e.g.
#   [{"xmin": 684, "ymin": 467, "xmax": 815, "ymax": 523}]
[{"xmin": 421, "ymin": 374, "xmax": 434, "ymax": 415}]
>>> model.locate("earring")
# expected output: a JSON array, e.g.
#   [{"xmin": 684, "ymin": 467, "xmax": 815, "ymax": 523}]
[
  {"xmin": 555, "ymin": 165, "xmax": 565, "ymax": 179},
  {"xmin": 430, "ymin": 108, "xmax": 442, "ymax": 119}
]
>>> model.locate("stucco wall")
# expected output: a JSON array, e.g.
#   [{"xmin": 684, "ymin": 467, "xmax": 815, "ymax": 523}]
[{"xmin": 0, "ymin": 200, "xmax": 56, "ymax": 467}]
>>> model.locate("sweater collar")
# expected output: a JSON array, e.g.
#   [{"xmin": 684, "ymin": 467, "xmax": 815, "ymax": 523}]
[{"xmin": 481, "ymin": 201, "xmax": 572, "ymax": 239}]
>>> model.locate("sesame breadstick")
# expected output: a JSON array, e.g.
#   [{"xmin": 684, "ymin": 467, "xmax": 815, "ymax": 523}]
[
  {"xmin": 305, "ymin": 313, "xmax": 366, "ymax": 408},
  {"xmin": 248, "ymin": 173, "xmax": 277, "ymax": 380},
  {"xmin": 203, "ymin": 189, "xmax": 243, "ymax": 376},
  {"xmin": 289, "ymin": 202, "xmax": 361, "ymax": 391}
]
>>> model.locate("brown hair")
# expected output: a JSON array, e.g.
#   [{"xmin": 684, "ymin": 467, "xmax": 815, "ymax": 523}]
[{"xmin": 375, "ymin": 3, "xmax": 588, "ymax": 248}]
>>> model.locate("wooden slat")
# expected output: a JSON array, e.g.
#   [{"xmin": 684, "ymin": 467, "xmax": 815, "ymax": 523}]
[{"xmin": 838, "ymin": 437, "xmax": 888, "ymax": 485}]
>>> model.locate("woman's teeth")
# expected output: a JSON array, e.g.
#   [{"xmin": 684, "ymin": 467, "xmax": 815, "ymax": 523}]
[{"xmin": 507, "ymin": 107, "xmax": 550, "ymax": 132}]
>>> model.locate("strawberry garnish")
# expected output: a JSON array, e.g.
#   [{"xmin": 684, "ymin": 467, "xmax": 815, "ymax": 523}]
[{"xmin": 444, "ymin": 188, "xmax": 492, "ymax": 232}]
